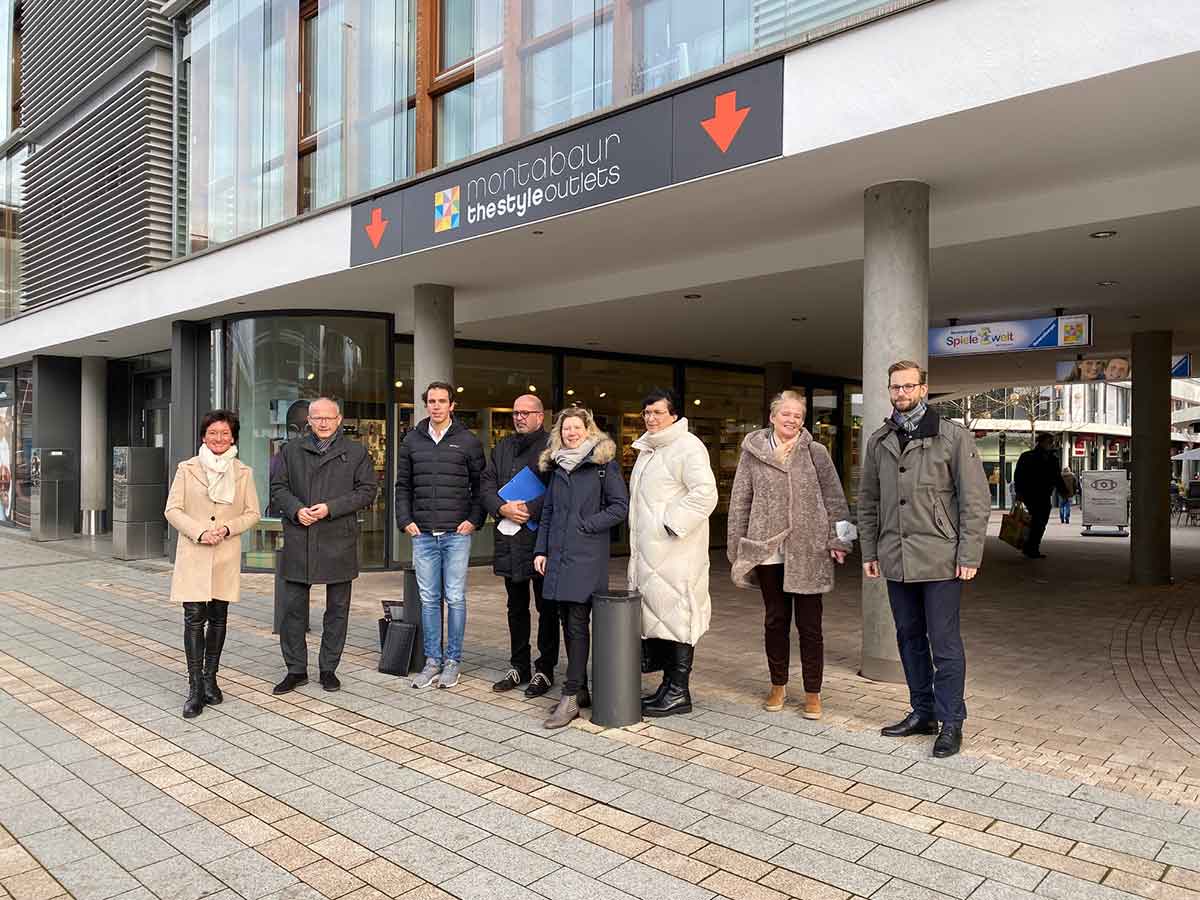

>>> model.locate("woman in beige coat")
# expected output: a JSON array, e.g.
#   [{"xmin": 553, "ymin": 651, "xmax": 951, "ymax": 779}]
[
  {"xmin": 164, "ymin": 410, "xmax": 259, "ymax": 718},
  {"xmin": 727, "ymin": 391, "xmax": 852, "ymax": 720}
]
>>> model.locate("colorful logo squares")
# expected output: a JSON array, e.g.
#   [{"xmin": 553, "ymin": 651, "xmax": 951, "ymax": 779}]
[{"xmin": 434, "ymin": 186, "xmax": 461, "ymax": 233}]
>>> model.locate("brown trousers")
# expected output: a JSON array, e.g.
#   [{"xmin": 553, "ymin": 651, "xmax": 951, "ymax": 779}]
[{"xmin": 756, "ymin": 564, "xmax": 823, "ymax": 692}]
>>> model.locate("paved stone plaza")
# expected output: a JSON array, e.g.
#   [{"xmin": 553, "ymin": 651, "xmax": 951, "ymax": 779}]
[{"xmin": 1, "ymin": 521, "xmax": 1198, "ymax": 900}]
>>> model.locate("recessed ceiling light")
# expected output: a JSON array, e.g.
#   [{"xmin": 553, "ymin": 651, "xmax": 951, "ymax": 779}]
[
  {"xmin": 683, "ymin": 293, "xmax": 702, "ymax": 300},
  {"xmin": 791, "ymin": 316, "xmax": 807, "ymax": 323},
  {"xmin": 527, "ymin": 384, "xmax": 537, "ymax": 392},
  {"xmin": 306, "ymin": 372, "xmax": 315, "ymax": 380},
  {"xmin": 1090, "ymin": 230, "xmax": 1118, "ymax": 239},
  {"xmin": 531, "ymin": 230, "xmax": 544, "ymax": 235},
  {"xmin": 599, "ymin": 392, "xmax": 607, "ymax": 398},
  {"xmin": 456, "ymin": 386, "xmax": 464, "ymax": 393},
  {"xmin": 394, "ymin": 380, "xmax": 404, "ymax": 388},
  {"xmin": 1096, "ymin": 280, "xmax": 1120, "ymax": 287},
  {"xmin": 95, "ymin": 338, "xmax": 110, "ymax": 343},
  {"xmin": 566, "ymin": 388, "xmax": 575, "ymax": 396},
  {"xmin": 693, "ymin": 398, "xmax": 702, "ymax": 406}
]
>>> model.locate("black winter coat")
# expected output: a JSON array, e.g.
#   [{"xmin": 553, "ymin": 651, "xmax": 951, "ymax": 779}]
[
  {"xmin": 395, "ymin": 418, "xmax": 486, "ymax": 533},
  {"xmin": 270, "ymin": 432, "xmax": 379, "ymax": 584},
  {"xmin": 535, "ymin": 446, "xmax": 629, "ymax": 604},
  {"xmin": 480, "ymin": 430, "xmax": 551, "ymax": 580},
  {"xmin": 1013, "ymin": 448, "xmax": 1068, "ymax": 510}
]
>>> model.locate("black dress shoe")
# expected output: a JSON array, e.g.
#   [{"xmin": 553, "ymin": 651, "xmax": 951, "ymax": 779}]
[
  {"xmin": 320, "ymin": 671, "xmax": 341, "ymax": 692},
  {"xmin": 933, "ymin": 723, "xmax": 963, "ymax": 758},
  {"xmin": 492, "ymin": 669, "xmax": 526, "ymax": 693},
  {"xmin": 881, "ymin": 710, "xmax": 939, "ymax": 737},
  {"xmin": 273, "ymin": 672, "xmax": 308, "ymax": 695},
  {"xmin": 524, "ymin": 673, "xmax": 553, "ymax": 698}
]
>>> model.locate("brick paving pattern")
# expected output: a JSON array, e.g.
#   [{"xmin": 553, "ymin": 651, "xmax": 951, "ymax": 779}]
[{"xmin": 0, "ymin": 521, "xmax": 1198, "ymax": 900}]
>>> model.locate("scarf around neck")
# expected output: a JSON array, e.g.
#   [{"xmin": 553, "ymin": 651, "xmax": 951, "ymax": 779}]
[
  {"xmin": 311, "ymin": 428, "xmax": 340, "ymax": 454},
  {"xmin": 768, "ymin": 428, "xmax": 800, "ymax": 464},
  {"xmin": 197, "ymin": 444, "xmax": 238, "ymax": 504},
  {"xmin": 553, "ymin": 438, "xmax": 597, "ymax": 473},
  {"xmin": 893, "ymin": 400, "xmax": 928, "ymax": 434}
]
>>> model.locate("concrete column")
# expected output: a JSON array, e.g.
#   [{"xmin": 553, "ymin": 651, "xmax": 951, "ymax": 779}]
[
  {"xmin": 413, "ymin": 285, "xmax": 455, "ymax": 411},
  {"xmin": 762, "ymin": 361, "xmax": 792, "ymax": 426},
  {"xmin": 1131, "ymin": 330, "xmax": 1172, "ymax": 585},
  {"xmin": 80, "ymin": 357, "xmax": 109, "ymax": 535},
  {"xmin": 861, "ymin": 181, "xmax": 930, "ymax": 683}
]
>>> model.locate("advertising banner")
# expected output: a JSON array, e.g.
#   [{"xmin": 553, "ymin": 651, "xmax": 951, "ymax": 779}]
[
  {"xmin": 928, "ymin": 314, "xmax": 1091, "ymax": 358},
  {"xmin": 1081, "ymin": 470, "xmax": 1129, "ymax": 530},
  {"xmin": 0, "ymin": 406, "xmax": 11, "ymax": 524},
  {"xmin": 1055, "ymin": 353, "xmax": 1191, "ymax": 383}
]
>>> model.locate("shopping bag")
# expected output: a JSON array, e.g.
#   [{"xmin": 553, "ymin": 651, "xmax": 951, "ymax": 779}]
[
  {"xmin": 379, "ymin": 619, "xmax": 418, "ymax": 676},
  {"xmin": 999, "ymin": 501, "xmax": 1030, "ymax": 551}
]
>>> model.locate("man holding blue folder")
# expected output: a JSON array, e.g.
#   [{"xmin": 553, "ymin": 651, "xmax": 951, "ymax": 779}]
[{"xmin": 481, "ymin": 395, "xmax": 556, "ymax": 697}]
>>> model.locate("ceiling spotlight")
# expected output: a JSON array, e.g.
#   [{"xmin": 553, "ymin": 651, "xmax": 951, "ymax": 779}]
[
  {"xmin": 528, "ymin": 384, "xmax": 537, "ymax": 392},
  {"xmin": 693, "ymin": 398, "xmax": 702, "ymax": 406},
  {"xmin": 95, "ymin": 338, "xmax": 110, "ymax": 343},
  {"xmin": 599, "ymin": 392, "xmax": 607, "ymax": 398},
  {"xmin": 531, "ymin": 230, "xmax": 544, "ymax": 235},
  {"xmin": 683, "ymin": 293, "xmax": 702, "ymax": 300},
  {"xmin": 1089, "ymin": 230, "xmax": 1118, "ymax": 239},
  {"xmin": 791, "ymin": 316, "xmax": 807, "ymax": 323},
  {"xmin": 306, "ymin": 372, "xmax": 316, "ymax": 380},
  {"xmin": 566, "ymin": 388, "xmax": 575, "ymax": 396},
  {"xmin": 1096, "ymin": 280, "xmax": 1120, "ymax": 287},
  {"xmin": 456, "ymin": 386, "xmax": 464, "ymax": 393},
  {"xmin": 394, "ymin": 380, "xmax": 404, "ymax": 388}
]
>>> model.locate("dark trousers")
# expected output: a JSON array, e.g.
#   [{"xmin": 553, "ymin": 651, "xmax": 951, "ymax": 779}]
[
  {"xmin": 280, "ymin": 580, "xmax": 352, "ymax": 675},
  {"xmin": 558, "ymin": 602, "xmax": 591, "ymax": 695},
  {"xmin": 505, "ymin": 577, "xmax": 558, "ymax": 679},
  {"xmin": 1059, "ymin": 499, "xmax": 1072, "ymax": 523},
  {"xmin": 757, "ymin": 565, "xmax": 823, "ymax": 692},
  {"xmin": 1025, "ymin": 501, "xmax": 1051, "ymax": 556},
  {"xmin": 886, "ymin": 579, "xmax": 967, "ymax": 724}
]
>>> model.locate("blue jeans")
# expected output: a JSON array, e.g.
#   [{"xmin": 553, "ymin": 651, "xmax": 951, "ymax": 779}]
[
  {"xmin": 1060, "ymin": 499, "xmax": 1072, "ymax": 523},
  {"xmin": 412, "ymin": 532, "xmax": 472, "ymax": 664},
  {"xmin": 886, "ymin": 579, "xmax": 966, "ymax": 725}
]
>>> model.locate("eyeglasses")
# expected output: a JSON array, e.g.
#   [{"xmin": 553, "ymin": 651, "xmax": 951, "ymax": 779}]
[
  {"xmin": 512, "ymin": 410, "xmax": 542, "ymax": 418},
  {"xmin": 888, "ymin": 383, "xmax": 924, "ymax": 394},
  {"xmin": 309, "ymin": 416, "xmax": 340, "ymax": 424},
  {"xmin": 643, "ymin": 410, "xmax": 672, "ymax": 419}
]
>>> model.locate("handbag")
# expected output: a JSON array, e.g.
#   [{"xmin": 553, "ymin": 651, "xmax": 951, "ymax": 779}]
[
  {"xmin": 379, "ymin": 618, "xmax": 418, "ymax": 676},
  {"xmin": 999, "ymin": 501, "xmax": 1031, "ymax": 551}
]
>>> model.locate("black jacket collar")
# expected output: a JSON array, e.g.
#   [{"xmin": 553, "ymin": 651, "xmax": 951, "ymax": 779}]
[{"xmin": 416, "ymin": 417, "xmax": 463, "ymax": 441}]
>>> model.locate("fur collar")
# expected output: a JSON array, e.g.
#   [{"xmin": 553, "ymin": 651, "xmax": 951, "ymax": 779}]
[{"xmin": 540, "ymin": 433, "xmax": 616, "ymax": 471}]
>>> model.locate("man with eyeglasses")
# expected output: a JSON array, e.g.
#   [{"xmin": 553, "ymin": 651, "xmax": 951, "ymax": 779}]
[
  {"xmin": 858, "ymin": 361, "xmax": 990, "ymax": 758},
  {"xmin": 270, "ymin": 396, "xmax": 379, "ymax": 695},
  {"xmin": 480, "ymin": 395, "xmax": 557, "ymax": 697}
]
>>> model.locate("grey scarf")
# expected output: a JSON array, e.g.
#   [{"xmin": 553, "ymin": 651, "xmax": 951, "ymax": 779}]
[
  {"xmin": 311, "ymin": 428, "xmax": 340, "ymax": 454},
  {"xmin": 553, "ymin": 438, "xmax": 597, "ymax": 473},
  {"xmin": 893, "ymin": 400, "xmax": 928, "ymax": 434}
]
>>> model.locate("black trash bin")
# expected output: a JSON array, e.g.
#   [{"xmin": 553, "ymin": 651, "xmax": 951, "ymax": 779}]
[{"xmin": 590, "ymin": 590, "xmax": 642, "ymax": 728}]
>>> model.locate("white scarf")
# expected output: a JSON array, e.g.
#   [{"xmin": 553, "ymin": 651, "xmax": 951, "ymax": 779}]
[
  {"xmin": 553, "ymin": 438, "xmax": 597, "ymax": 473},
  {"xmin": 197, "ymin": 444, "xmax": 239, "ymax": 504}
]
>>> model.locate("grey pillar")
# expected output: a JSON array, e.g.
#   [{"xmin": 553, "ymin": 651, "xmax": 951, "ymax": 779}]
[
  {"xmin": 168, "ymin": 322, "xmax": 211, "ymax": 560},
  {"xmin": 1131, "ymin": 330, "xmax": 1172, "ymax": 585},
  {"xmin": 762, "ymin": 361, "xmax": 792, "ymax": 425},
  {"xmin": 80, "ymin": 357, "xmax": 109, "ymax": 535},
  {"xmin": 860, "ymin": 181, "xmax": 930, "ymax": 683},
  {"xmin": 413, "ymin": 284, "xmax": 455, "ymax": 410}
]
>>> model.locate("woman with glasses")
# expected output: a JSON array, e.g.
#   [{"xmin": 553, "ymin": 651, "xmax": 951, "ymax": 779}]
[
  {"xmin": 727, "ymin": 390, "xmax": 853, "ymax": 720},
  {"xmin": 628, "ymin": 388, "xmax": 718, "ymax": 717},
  {"xmin": 164, "ymin": 410, "xmax": 260, "ymax": 718},
  {"xmin": 533, "ymin": 407, "xmax": 629, "ymax": 729}
]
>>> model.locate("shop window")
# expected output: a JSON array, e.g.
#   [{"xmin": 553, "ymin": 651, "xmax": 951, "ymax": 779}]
[{"xmin": 0, "ymin": 369, "xmax": 11, "ymax": 527}]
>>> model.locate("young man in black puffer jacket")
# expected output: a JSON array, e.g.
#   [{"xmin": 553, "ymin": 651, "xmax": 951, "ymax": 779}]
[
  {"xmin": 480, "ymin": 394, "xmax": 555, "ymax": 698},
  {"xmin": 396, "ymin": 382, "xmax": 486, "ymax": 690}
]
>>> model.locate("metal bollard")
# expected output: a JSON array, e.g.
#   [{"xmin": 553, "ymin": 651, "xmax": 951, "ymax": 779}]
[
  {"xmin": 402, "ymin": 567, "xmax": 426, "ymax": 673},
  {"xmin": 590, "ymin": 590, "xmax": 642, "ymax": 728}
]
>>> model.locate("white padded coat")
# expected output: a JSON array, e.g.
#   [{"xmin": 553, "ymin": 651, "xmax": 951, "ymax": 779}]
[{"xmin": 627, "ymin": 418, "xmax": 719, "ymax": 646}]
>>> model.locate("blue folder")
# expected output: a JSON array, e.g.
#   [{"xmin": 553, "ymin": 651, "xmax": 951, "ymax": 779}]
[{"xmin": 498, "ymin": 466, "xmax": 546, "ymax": 532}]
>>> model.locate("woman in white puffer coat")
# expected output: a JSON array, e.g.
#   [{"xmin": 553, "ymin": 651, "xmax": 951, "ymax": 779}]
[{"xmin": 628, "ymin": 388, "xmax": 718, "ymax": 718}]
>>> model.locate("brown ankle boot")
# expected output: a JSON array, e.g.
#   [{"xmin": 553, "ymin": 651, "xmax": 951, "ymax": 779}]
[
  {"xmin": 763, "ymin": 684, "xmax": 786, "ymax": 712},
  {"xmin": 803, "ymin": 692, "xmax": 822, "ymax": 720}
]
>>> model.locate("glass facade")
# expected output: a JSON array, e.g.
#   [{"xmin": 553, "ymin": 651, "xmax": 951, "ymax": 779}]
[
  {"xmin": 226, "ymin": 315, "xmax": 391, "ymax": 568},
  {"xmin": 0, "ymin": 147, "xmax": 25, "ymax": 322},
  {"xmin": 177, "ymin": 0, "xmax": 902, "ymax": 233}
]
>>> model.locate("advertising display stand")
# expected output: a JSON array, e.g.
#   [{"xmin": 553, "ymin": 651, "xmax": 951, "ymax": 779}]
[
  {"xmin": 1080, "ymin": 469, "xmax": 1130, "ymax": 537},
  {"xmin": 30, "ymin": 449, "xmax": 77, "ymax": 541},
  {"xmin": 113, "ymin": 447, "xmax": 166, "ymax": 559}
]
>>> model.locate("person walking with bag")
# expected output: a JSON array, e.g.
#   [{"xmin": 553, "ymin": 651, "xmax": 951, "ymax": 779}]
[
  {"xmin": 481, "ymin": 394, "xmax": 556, "ymax": 698},
  {"xmin": 727, "ymin": 390, "xmax": 853, "ymax": 720},
  {"xmin": 628, "ymin": 389, "xmax": 717, "ymax": 718},
  {"xmin": 270, "ymin": 397, "xmax": 378, "ymax": 695},
  {"xmin": 858, "ymin": 361, "xmax": 991, "ymax": 758},
  {"xmin": 164, "ymin": 410, "xmax": 260, "ymax": 718},
  {"xmin": 534, "ymin": 407, "xmax": 629, "ymax": 729}
]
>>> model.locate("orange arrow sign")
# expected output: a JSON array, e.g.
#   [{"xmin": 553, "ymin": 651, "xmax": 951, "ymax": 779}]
[
  {"xmin": 365, "ymin": 207, "xmax": 389, "ymax": 249},
  {"xmin": 701, "ymin": 90, "xmax": 751, "ymax": 153}
]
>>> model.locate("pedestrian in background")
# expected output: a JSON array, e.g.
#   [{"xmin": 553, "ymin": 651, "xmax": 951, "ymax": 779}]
[
  {"xmin": 1013, "ymin": 433, "xmax": 1068, "ymax": 558},
  {"xmin": 1057, "ymin": 466, "xmax": 1078, "ymax": 524},
  {"xmin": 534, "ymin": 407, "xmax": 628, "ymax": 729},
  {"xmin": 270, "ymin": 397, "xmax": 378, "ymax": 695},
  {"xmin": 628, "ymin": 388, "xmax": 717, "ymax": 718},
  {"xmin": 727, "ymin": 390, "xmax": 852, "ymax": 721},
  {"xmin": 858, "ymin": 361, "xmax": 991, "ymax": 758},
  {"xmin": 165, "ymin": 410, "xmax": 260, "ymax": 718},
  {"xmin": 481, "ymin": 394, "xmax": 555, "ymax": 698},
  {"xmin": 397, "ymin": 382, "xmax": 486, "ymax": 690}
]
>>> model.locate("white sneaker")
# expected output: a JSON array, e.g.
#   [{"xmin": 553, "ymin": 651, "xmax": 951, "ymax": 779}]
[
  {"xmin": 438, "ymin": 660, "xmax": 461, "ymax": 688},
  {"xmin": 412, "ymin": 660, "xmax": 441, "ymax": 689}
]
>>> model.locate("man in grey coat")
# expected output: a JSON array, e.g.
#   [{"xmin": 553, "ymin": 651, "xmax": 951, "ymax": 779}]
[
  {"xmin": 858, "ymin": 361, "xmax": 991, "ymax": 758},
  {"xmin": 270, "ymin": 397, "xmax": 378, "ymax": 694}
]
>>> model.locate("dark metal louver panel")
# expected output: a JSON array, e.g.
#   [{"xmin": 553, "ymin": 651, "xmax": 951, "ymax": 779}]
[
  {"xmin": 22, "ymin": 72, "xmax": 173, "ymax": 311},
  {"xmin": 22, "ymin": 0, "xmax": 170, "ymax": 135}
]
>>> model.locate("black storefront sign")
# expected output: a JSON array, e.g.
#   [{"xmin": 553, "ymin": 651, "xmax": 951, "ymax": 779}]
[{"xmin": 350, "ymin": 58, "xmax": 783, "ymax": 267}]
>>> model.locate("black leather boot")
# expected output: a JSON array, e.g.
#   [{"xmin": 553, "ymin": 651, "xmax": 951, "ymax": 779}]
[
  {"xmin": 182, "ymin": 603, "xmax": 207, "ymax": 719},
  {"xmin": 643, "ymin": 642, "xmax": 693, "ymax": 717},
  {"xmin": 641, "ymin": 676, "xmax": 669, "ymax": 708},
  {"xmin": 202, "ymin": 600, "xmax": 228, "ymax": 705},
  {"xmin": 641, "ymin": 638, "xmax": 665, "ymax": 674},
  {"xmin": 933, "ymin": 723, "xmax": 963, "ymax": 758}
]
